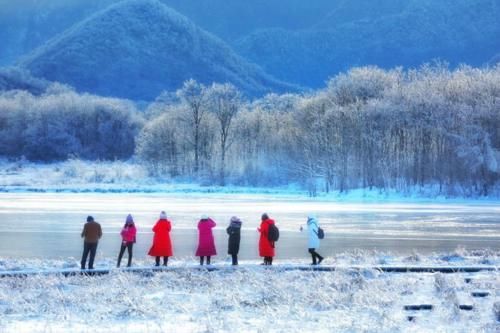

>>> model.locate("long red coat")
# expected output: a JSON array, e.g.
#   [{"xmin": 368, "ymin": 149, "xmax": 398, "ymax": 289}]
[
  {"xmin": 148, "ymin": 219, "xmax": 173, "ymax": 257},
  {"xmin": 195, "ymin": 218, "xmax": 217, "ymax": 256},
  {"xmin": 259, "ymin": 218, "xmax": 275, "ymax": 257}
]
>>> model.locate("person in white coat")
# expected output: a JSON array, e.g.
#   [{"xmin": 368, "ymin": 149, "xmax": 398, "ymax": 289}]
[{"xmin": 300, "ymin": 214, "xmax": 324, "ymax": 265}]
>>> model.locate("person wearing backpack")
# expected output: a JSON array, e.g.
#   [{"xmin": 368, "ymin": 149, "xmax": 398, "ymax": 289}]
[
  {"xmin": 300, "ymin": 214, "xmax": 324, "ymax": 265},
  {"xmin": 117, "ymin": 214, "xmax": 137, "ymax": 268},
  {"xmin": 258, "ymin": 213, "xmax": 277, "ymax": 265}
]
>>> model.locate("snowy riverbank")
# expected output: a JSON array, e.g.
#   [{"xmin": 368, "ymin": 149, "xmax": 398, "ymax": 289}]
[
  {"xmin": 1, "ymin": 159, "xmax": 500, "ymax": 202},
  {"xmin": 1, "ymin": 249, "xmax": 499, "ymax": 272},
  {"xmin": 0, "ymin": 252, "xmax": 498, "ymax": 332}
]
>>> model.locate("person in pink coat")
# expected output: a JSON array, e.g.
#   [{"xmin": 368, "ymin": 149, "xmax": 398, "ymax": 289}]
[
  {"xmin": 117, "ymin": 214, "xmax": 137, "ymax": 267},
  {"xmin": 195, "ymin": 215, "xmax": 217, "ymax": 265}
]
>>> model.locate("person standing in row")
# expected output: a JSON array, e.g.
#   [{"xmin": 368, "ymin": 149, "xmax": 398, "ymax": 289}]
[
  {"xmin": 301, "ymin": 214, "xmax": 324, "ymax": 265},
  {"xmin": 226, "ymin": 216, "xmax": 242, "ymax": 265},
  {"xmin": 258, "ymin": 213, "xmax": 276, "ymax": 265},
  {"xmin": 80, "ymin": 215, "xmax": 102, "ymax": 270},
  {"xmin": 117, "ymin": 214, "xmax": 137, "ymax": 268},
  {"xmin": 196, "ymin": 215, "xmax": 217, "ymax": 265},
  {"xmin": 148, "ymin": 211, "xmax": 173, "ymax": 266}
]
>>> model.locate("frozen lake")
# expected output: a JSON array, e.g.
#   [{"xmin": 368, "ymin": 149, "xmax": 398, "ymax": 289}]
[{"xmin": 0, "ymin": 193, "xmax": 499, "ymax": 261}]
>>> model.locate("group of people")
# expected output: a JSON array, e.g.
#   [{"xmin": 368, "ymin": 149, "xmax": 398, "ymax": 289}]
[{"xmin": 80, "ymin": 212, "xmax": 325, "ymax": 269}]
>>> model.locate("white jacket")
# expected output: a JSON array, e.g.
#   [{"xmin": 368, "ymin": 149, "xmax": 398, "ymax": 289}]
[{"xmin": 306, "ymin": 217, "xmax": 320, "ymax": 249}]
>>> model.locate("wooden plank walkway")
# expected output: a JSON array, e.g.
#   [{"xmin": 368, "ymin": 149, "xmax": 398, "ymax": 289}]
[{"xmin": 0, "ymin": 264, "xmax": 497, "ymax": 278}]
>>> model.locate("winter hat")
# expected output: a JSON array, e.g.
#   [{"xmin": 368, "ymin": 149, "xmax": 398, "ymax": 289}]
[
  {"xmin": 160, "ymin": 211, "xmax": 167, "ymax": 219},
  {"xmin": 201, "ymin": 214, "xmax": 209, "ymax": 220},
  {"xmin": 86, "ymin": 216, "xmax": 94, "ymax": 222},
  {"xmin": 126, "ymin": 214, "xmax": 134, "ymax": 224},
  {"xmin": 230, "ymin": 216, "xmax": 241, "ymax": 223},
  {"xmin": 261, "ymin": 213, "xmax": 269, "ymax": 220}
]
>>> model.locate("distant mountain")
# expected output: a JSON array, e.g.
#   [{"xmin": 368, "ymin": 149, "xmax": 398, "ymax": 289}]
[
  {"xmin": 4, "ymin": 0, "xmax": 500, "ymax": 91},
  {"xmin": 17, "ymin": 0, "xmax": 297, "ymax": 100},
  {"xmin": 236, "ymin": 0, "xmax": 500, "ymax": 87},
  {"xmin": 0, "ymin": 0, "xmax": 339, "ymax": 66},
  {"xmin": 155, "ymin": 0, "xmax": 338, "ymax": 41},
  {"xmin": 0, "ymin": 0, "xmax": 117, "ymax": 66}
]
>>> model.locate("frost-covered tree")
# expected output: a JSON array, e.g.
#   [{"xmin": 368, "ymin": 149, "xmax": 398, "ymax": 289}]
[
  {"xmin": 135, "ymin": 112, "xmax": 181, "ymax": 176},
  {"xmin": 207, "ymin": 83, "xmax": 242, "ymax": 185},
  {"xmin": 2, "ymin": 64, "xmax": 499, "ymax": 196},
  {"xmin": 176, "ymin": 79, "xmax": 208, "ymax": 174}
]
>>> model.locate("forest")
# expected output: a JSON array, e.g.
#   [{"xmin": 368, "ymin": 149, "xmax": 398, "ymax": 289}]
[{"xmin": 0, "ymin": 64, "xmax": 499, "ymax": 196}]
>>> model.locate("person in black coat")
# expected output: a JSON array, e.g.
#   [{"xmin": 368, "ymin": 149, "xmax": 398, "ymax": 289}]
[{"xmin": 226, "ymin": 216, "xmax": 242, "ymax": 265}]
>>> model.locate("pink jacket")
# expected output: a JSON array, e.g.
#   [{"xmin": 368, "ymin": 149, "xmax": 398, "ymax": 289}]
[
  {"xmin": 121, "ymin": 225, "xmax": 137, "ymax": 243},
  {"xmin": 195, "ymin": 218, "xmax": 217, "ymax": 256}
]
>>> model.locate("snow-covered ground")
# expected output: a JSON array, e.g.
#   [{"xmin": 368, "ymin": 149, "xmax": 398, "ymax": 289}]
[{"xmin": 0, "ymin": 253, "xmax": 498, "ymax": 332}]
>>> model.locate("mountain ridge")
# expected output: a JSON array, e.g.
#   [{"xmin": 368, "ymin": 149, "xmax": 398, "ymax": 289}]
[
  {"xmin": 18, "ymin": 0, "xmax": 298, "ymax": 100},
  {"xmin": 236, "ymin": 0, "xmax": 500, "ymax": 87}
]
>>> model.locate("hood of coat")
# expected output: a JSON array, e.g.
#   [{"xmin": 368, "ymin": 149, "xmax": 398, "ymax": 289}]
[
  {"xmin": 307, "ymin": 217, "xmax": 318, "ymax": 226},
  {"xmin": 198, "ymin": 218, "xmax": 215, "ymax": 225},
  {"xmin": 229, "ymin": 220, "xmax": 242, "ymax": 228},
  {"xmin": 263, "ymin": 218, "xmax": 275, "ymax": 225}
]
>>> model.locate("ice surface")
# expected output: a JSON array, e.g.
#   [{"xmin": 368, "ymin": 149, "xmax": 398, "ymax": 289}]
[{"xmin": 0, "ymin": 192, "xmax": 499, "ymax": 260}]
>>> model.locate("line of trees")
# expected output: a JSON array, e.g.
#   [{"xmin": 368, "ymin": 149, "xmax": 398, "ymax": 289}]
[{"xmin": 1, "ymin": 64, "xmax": 499, "ymax": 195}]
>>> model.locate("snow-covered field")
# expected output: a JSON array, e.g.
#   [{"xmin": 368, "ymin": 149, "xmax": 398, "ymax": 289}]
[{"xmin": 0, "ymin": 254, "xmax": 498, "ymax": 332}]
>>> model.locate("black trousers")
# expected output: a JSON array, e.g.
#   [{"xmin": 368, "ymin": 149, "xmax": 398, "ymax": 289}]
[
  {"xmin": 117, "ymin": 242, "xmax": 133, "ymax": 267},
  {"xmin": 230, "ymin": 254, "xmax": 238, "ymax": 265},
  {"xmin": 200, "ymin": 256, "xmax": 211, "ymax": 265},
  {"xmin": 308, "ymin": 248, "xmax": 324, "ymax": 265},
  {"xmin": 155, "ymin": 256, "xmax": 169, "ymax": 266},
  {"xmin": 263, "ymin": 256, "xmax": 273, "ymax": 265},
  {"xmin": 81, "ymin": 242, "xmax": 98, "ymax": 269}
]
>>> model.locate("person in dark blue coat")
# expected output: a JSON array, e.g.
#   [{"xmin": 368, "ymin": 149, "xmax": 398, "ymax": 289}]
[{"xmin": 226, "ymin": 216, "xmax": 242, "ymax": 265}]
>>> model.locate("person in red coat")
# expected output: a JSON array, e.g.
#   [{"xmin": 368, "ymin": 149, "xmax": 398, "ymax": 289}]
[
  {"xmin": 258, "ymin": 213, "xmax": 276, "ymax": 265},
  {"xmin": 195, "ymin": 215, "xmax": 217, "ymax": 265},
  {"xmin": 148, "ymin": 211, "xmax": 173, "ymax": 266}
]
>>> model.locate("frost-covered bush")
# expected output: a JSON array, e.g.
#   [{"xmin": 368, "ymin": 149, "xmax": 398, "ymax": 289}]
[{"xmin": 0, "ymin": 90, "xmax": 144, "ymax": 160}]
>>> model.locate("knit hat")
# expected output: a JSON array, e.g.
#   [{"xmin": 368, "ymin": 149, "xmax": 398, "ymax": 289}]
[
  {"xmin": 261, "ymin": 213, "xmax": 269, "ymax": 220},
  {"xmin": 230, "ymin": 216, "xmax": 241, "ymax": 223},
  {"xmin": 160, "ymin": 211, "xmax": 167, "ymax": 219},
  {"xmin": 86, "ymin": 216, "xmax": 94, "ymax": 222},
  {"xmin": 201, "ymin": 214, "xmax": 209, "ymax": 220},
  {"xmin": 126, "ymin": 214, "xmax": 134, "ymax": 224}
]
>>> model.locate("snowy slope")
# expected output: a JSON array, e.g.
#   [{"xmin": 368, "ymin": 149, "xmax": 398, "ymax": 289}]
[{"xmin": 17, "ymin": 0, "xmax": 298, "ymax": 100}]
